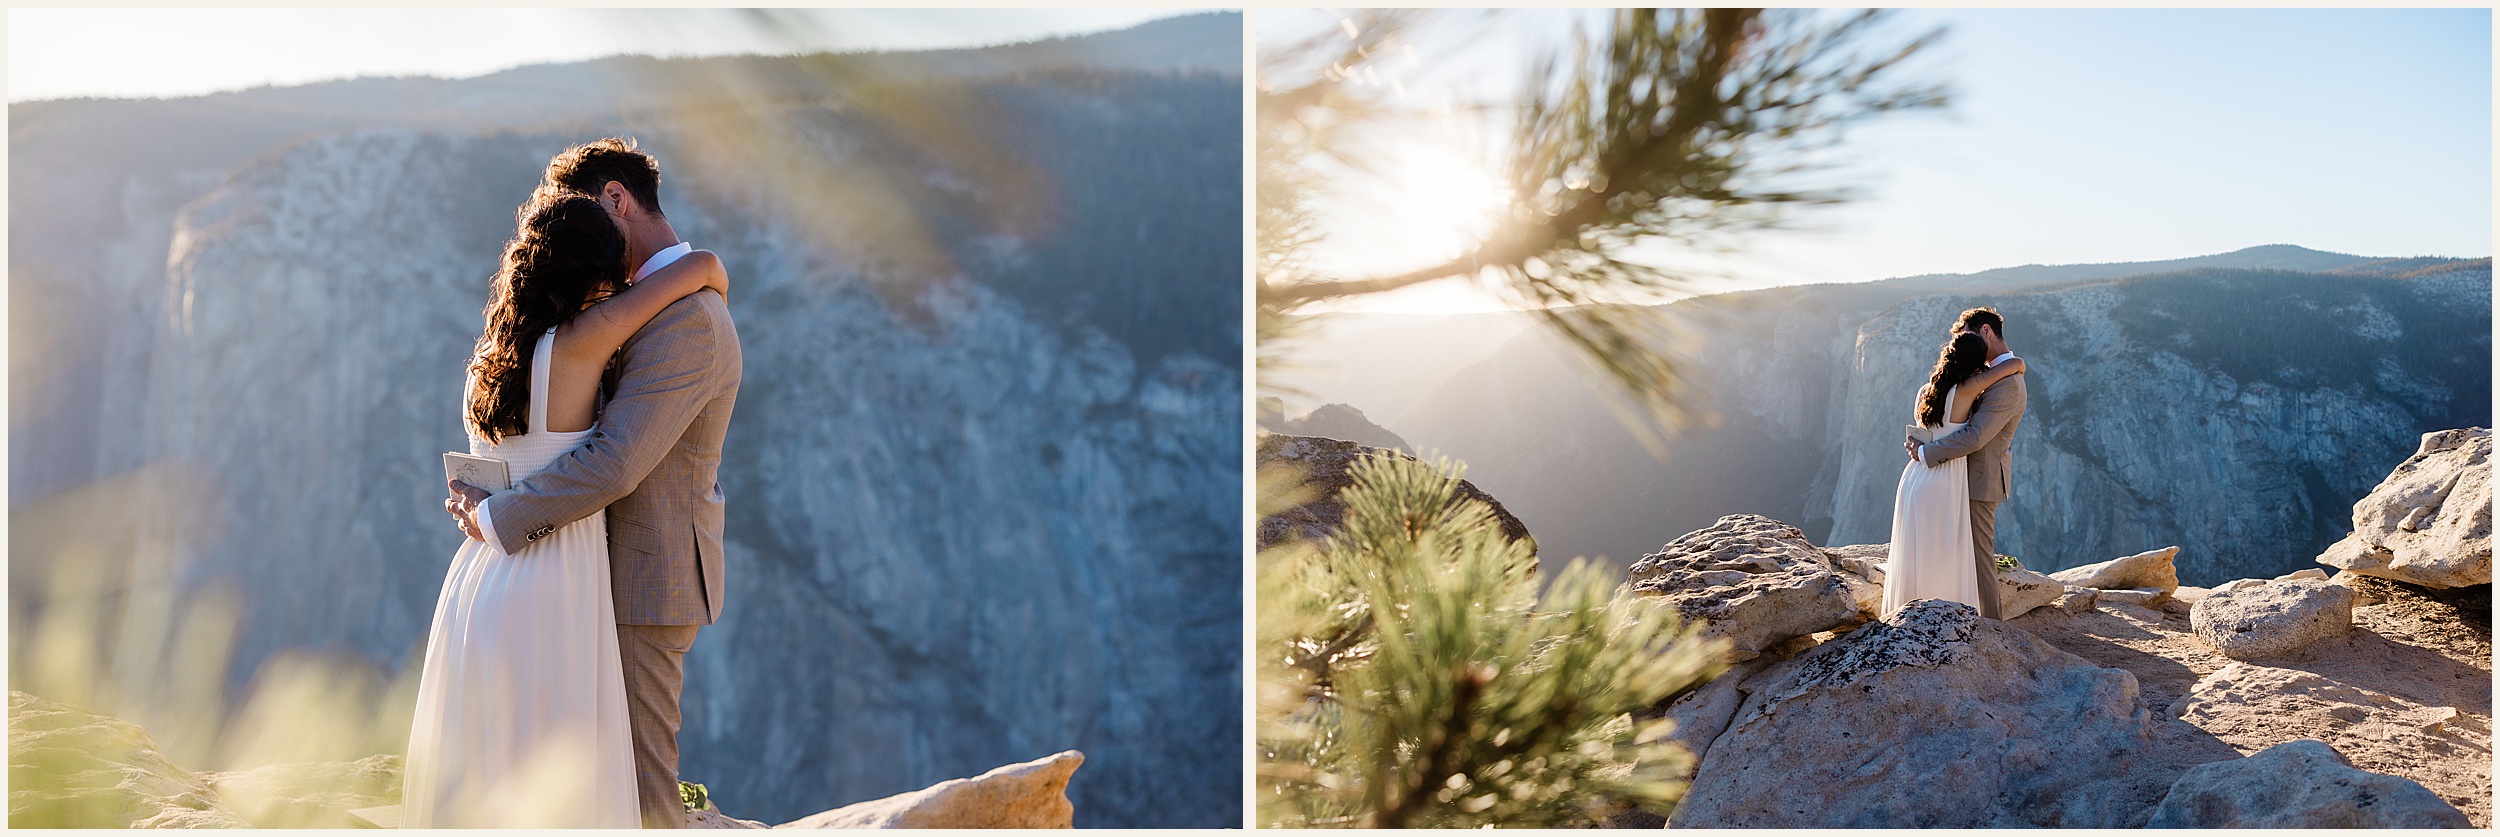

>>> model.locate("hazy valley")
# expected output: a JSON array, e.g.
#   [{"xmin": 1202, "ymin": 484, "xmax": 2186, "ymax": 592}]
[{"xmin": 1285, "ymin": 246, "xmax": 2491, "ymax": 586}]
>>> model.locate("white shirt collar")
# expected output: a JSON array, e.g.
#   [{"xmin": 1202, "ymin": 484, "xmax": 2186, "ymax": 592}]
[
  {"xmin": 1989, "ymin": 351, "xmax": 2016, "ymax": 368},
  {"xmin": 631, "ymin": 241, "xmax": 693, "ymax": 283}
]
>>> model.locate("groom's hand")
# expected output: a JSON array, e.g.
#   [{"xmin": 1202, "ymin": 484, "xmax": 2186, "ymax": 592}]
[{"xmin": 446, "ymin": 479, "xmax": 490, "ymax": 541}]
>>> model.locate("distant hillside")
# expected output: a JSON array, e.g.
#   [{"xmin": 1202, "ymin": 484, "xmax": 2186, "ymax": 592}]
[
  {"xmin": 1381, "ymin": 250, "xmax": 2490, "ymax": 587},
  {"xmin": 1259, "ymin": 402, "xmax": 1413, "ymax": 453}
]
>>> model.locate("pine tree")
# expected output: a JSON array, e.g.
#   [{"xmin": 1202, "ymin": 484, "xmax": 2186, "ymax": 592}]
[{"xmin": 1257, "ymin": 453, "xmax": 1726, "ymax": 827}]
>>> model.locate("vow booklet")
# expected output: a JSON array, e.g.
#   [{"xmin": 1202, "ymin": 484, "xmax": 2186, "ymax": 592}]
[
  {"xmin": 1906, "ymin": 424, "xmax": 1936, "ymax": 444},
  {"xmin": 444, "ymin": 452, "xmax": 511, "ymax": 492}
]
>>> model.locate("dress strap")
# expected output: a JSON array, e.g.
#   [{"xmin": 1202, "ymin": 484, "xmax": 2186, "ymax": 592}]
[{"xmin": 527, "ymin": 328, "xmax": 556, "ymax": 435}]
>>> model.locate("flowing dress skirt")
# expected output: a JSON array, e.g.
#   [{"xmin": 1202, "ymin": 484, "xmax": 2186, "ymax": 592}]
[
  {"xmin": 1882, "ymin": 425, "xmax": 1983, "ymax": 619},
  {"xmin": 403, "ymin": 330, "xmax": 637, "ymax": 827}
]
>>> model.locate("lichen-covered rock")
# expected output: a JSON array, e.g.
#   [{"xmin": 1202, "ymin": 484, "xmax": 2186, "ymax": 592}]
[
  {"xmin": 2189, "ymin": 579, "xmax": 2355, "ymax": 659},
  {"xmin": 1627, "ymin": 516, "xmax": 1861, "ymax": 655},
  {"xmin": 7, "ymin": 692, "xmax": 249, "ymax": 829},
  {"xmin": 1668, "ymin": 601, "xmax": 2163, "ymax": 828},
  {"xmin": 1255, "ymin": 435, "xmax": 1532, "ymax": 553},
  {"xmin": 2318, "ymin": 427, "xmax": 2492, "ymax": 588},
  {"xmin": 2051, "ymin": 546, "xmax": 2181, "ymax": 595},
  {"xmin": 2146, "ymin": 739, "xmax": 2471, "ymax": 828},
  {"xmin": 777, "ymin": 750, "xmax": 1082, "ymax": 829}
]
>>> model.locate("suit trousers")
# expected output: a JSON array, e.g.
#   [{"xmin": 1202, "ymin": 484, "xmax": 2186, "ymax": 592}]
[
  {"xmin": 1969, "ymin": 500, "xmax": 2004, "ymax": 619},
  {"xmin": 620, "ymin": 624, "xmax": 702, "ymax": 828}
]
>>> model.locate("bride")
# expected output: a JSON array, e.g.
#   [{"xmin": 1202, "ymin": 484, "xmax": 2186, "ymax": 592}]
[
  {"xmin": 1882, "ymin": 330, "xmax": 2023, "ymax": 619},
  {"xmin": 402, "ymin": 191, "xmax": 727, "ymax": 827}
]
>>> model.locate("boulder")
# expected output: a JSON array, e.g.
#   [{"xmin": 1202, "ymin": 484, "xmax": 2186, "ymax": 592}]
[
  {"xmin": 2146, "ymin": 739, "xmax": 2471, "ymax": 828},
  {"xmin": 7, "ymin": 692, "xmax": 249, "ymax": 829},
  {"xmin": 2052, "ymin": 585, "xmax": 2101, "ymax": 615},
  {"xmin": 2317, "ymin": 427, "xmax": 2491, "ymax": 588},
  {"xmin": 1669, "ymin": 601, "xmax": 2164, "ymax": 828},
  {"xmin": 777, "ymin": 751, "xmax": 1082, "ymax": 829},
  {"xmin": 1255, "ymin": 435, "xmax": 1532, "ymax": 553},
  {"xmin": 688, "ymin": 808, "xmax": 769, "ymax": 829},
  {"xmin": 2188, "ymin": 579, "xmax": 2354, "ymax": 659},
  {"xmin": 1626, "ymin": 516, "xmax": 1863, "ymax": 655},
  {"xmin": 1658, "ymin": 657, "xmax": 1777, "ymax": 763},
  {"xmin": 2051, "ymin": 546, "xmax": 2181, "ymax": 595},
  {"xmin": 1825, "ymin": 543, "xmax": 1889, "ymax": 585},
  {"xmin": 2275, "ymin": 568, "xmax": 2327, "ymax": 582},
  {"xmin": 2095, "ymin": 588, "xmax": 2167, "ymax": 608},
  {"xmin": 197, "ymin": 755, "xmax": 400, "ymax": 828},
  {"xmin": 2326, "ymin": 570, "xmax": 2383, "ymax": 606},
  {"xmin": 2215, "ymin": 578, "xmax": 2268, "ymax": 593},
  {"xmin": 1997, "ymin": 566, "xmax": 2065, "ymax": 619}
]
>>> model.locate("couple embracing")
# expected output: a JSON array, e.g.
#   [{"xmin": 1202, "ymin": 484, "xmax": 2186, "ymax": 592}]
[
  {"xmin": 410, "ymin": 138, "xmax": 741, "ymax": 828},
  {"xmin": 1883, "ymin": 307, "xmax": 2027, "ymax": 620}
]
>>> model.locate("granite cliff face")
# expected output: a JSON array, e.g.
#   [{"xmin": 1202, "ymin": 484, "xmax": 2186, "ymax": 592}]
[
  {"xmin": 1390, "ymin": 252, "xmax": 2491, "ymax": 586},
  {"xmin": 9, "ymin": 18, "xmax": 1241, "ymax": 828}
]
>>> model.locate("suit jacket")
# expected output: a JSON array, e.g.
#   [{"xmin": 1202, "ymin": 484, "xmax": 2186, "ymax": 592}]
[
  {"xmin": 1919, "ymin": 371, "xmax": 2025, "ymax": 503},
  {"xmin": 485, "ymin": 290, "xmax": 742, "ymax": 625}
]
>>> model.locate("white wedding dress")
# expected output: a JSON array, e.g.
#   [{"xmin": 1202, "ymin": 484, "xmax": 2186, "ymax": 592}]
[
  {"xmin": 1882, "ymin": 384, "xmax": 1984, "ymax": 618},
  {"xmin": 403, "ymin": 328, "xmax": 639, "ymax": 828}
]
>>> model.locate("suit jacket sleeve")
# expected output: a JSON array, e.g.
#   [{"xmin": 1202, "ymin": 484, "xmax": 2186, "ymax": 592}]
[
  {"xmin": 482, "ymin": 292, "xmax": 726, "ymax": 555},
  {"xmin": 1921, "ymin": 373, "xmax": 2025, "ymax": 466}
]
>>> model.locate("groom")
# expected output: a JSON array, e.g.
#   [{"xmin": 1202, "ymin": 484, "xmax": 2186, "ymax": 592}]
[
  {"xmin": 1904, "ymin": 307, "xmax": 2026, "ymax": 620},
  {"xmin": 448, "ymin": 138, "xmax": 742, "ymax": 828}
]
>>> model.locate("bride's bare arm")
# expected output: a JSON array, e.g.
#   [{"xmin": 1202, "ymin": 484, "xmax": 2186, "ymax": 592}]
[
  {"xmin": 559, "ymin": 250, "xmax": 726, "ymax": 362},
  {"xmin": 1969, "ymin": 356, "xmax": 2024, "ymax": 389}
]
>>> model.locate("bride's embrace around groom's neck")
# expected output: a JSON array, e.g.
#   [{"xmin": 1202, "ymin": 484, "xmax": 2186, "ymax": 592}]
[{"xmin": 418, "ymin": 137, "xmax": 743, "ymax": 828}]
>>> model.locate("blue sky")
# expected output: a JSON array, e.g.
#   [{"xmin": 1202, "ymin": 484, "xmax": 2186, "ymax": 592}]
[
  {"xmin": 1265, "ymin": 8, "xmax": 2493, "ymax": 312},
  {"xmin": 7, "ymin": 8, "xmax": 1195, "ymax": 102}
]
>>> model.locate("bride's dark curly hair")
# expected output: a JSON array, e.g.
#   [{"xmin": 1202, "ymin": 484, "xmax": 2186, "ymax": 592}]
[
  {"xmin": 465, "ymin": 192, "xmax": 627, "ymax": 442},
  {"xmin": 1916, "ymin": 331, "xmax": 1994, "ymax": 427}
]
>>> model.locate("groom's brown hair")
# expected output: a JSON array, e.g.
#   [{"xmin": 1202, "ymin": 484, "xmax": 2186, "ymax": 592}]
[
  {"xmin": 544, "ymin": 137, "xmax": 664, "ymax": 217},
  {"xmin": 1955, "ymin": 307, "xmax": 2005, "ymax": 340}
]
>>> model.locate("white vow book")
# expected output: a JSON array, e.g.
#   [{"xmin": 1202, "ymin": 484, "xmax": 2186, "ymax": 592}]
[
  {"xmin": 1906, "ymin": 424, "xmax": 1936, "ymax": 444},
  {"xmin": 443, "ymin": 452, "xmax": 511, "ymax": 491}
]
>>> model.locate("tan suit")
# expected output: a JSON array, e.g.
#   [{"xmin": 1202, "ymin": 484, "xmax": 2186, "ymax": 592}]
[
  {"xmin": 1918, "ymin": 370, "xmax": 2025, "ymax": 619},
  {"xmin": 483, "ymin": 290, "xmax": 741, "ymax": 826}
]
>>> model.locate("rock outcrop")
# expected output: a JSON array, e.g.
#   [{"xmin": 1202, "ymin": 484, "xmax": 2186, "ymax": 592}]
[
  {"xmin": 197, "ymin": 755, "xmax": 401, "ymax": 829},
  {"xmin": 776, "ymin": 751, "xmax": 1082, "ymax": 829},
  {"xmin": 2318, "ymin": 427, "xmax": 2492, "ymax": 588},
  {"xmin": 1669, "ymin": 600, "xmax": 2165, "ymax": 828},
  {"xmin": 2188, "ymin": 579, "xmax": 2355, "ymax": 659},
  {"xmin": 2012, "ymin": 570, "xmax": 2489, "ymax": 826},
  {"xmin": 2050, "ymin": 546, "xmax": 2182, "ymax": 597},
  {"xmin": 1255, "ymin": 434, "xmax": 1533, "ymax": 552},
  {"xmin": 1996, "ymin": 565, "xmax": 2066, "ymax": 618},
  {"xmin": 2146, "ymin": 739, "xmax": 2471, "ymax": 828},
  {"xmin": 1625, "ymin": 515, "xmax": 1860, "ymax": 657},
  {"xmin": 7, "ymin": 692, "xmax": 249, "ymax": 829}
]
